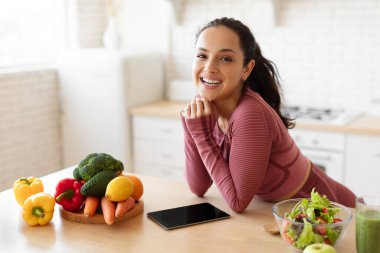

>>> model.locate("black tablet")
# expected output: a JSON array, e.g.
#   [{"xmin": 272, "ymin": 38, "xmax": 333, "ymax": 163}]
[{"xmin": 147, "ymin": 202, "xmax": 231, "ymax": 230}]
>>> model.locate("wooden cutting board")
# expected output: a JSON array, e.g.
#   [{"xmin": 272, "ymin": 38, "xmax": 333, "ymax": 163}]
[{"xmin": 59, "ymin": 200, "xmax": 144, "ymax": 224}]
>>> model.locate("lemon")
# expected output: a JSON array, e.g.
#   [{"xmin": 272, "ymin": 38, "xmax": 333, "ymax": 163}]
[{"xmin": 105, "ymin": 176, "xmax": 133, "ymax": 202}]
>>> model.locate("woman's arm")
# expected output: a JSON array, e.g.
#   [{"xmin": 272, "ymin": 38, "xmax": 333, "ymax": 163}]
[
  {"xmin": 181, "ymin": 110, "xmax": 213, "ymax": 197},
  {"xmin": 184, "ymin": 99, "xmax": 272, "ymax": 212}
]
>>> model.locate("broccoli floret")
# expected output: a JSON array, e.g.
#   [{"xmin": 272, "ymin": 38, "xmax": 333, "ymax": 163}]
[
  {"xmin": 73, "ymin": 153, "xmax": 124, "ymax": 181},
  {"xmin": 73, "ymin": 167, "xmax": 83, "ymax": 180},
  {"xmin": 73, "ymin": 153, "xmax": 99, "ymax": 180},
  {"xmin": 78, "ymin": 153, "xmax": 98, "ymax": 168},
  {"xmin": 98, "ymin": 153, "xmax": 124, "ymax": 173}
]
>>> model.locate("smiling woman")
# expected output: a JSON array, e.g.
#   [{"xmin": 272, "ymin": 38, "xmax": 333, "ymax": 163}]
[
  {"xmin": 181, "ymin": 17, "xmax": 356, "ymax": 213},
  {"xmin": 0, "ymin": 0, "xmax": 65, "ymax": 68}
]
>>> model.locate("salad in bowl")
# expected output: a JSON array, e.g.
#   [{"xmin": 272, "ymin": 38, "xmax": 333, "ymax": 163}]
[{"xmin": 272, "ymin": 189, "xmax": 352, "ymax": 250}]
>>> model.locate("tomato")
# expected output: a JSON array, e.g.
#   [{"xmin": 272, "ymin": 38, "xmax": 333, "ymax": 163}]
[
  {"xmin": 295, "ymin": 213, "xmax": 306, "ymax": 219},
  {"xmin": 283, "ymin": 232, "xmax": 294, "ymax": 243},
  {"xmin": 316, "ymin": 225, "xmax": 326, "ymax": 235},
  {"xmin": 281, "ymin": 221, "xmax": 294, "ymax": 243},
  {"xmin": 316, "ymin": 216, "xmax": 327, "ymax": 224}
]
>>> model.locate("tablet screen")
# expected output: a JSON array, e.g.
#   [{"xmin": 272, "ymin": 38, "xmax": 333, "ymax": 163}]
[{"xmin": 147, "ymin": 202, "xmax": 230, "ymax": 230}]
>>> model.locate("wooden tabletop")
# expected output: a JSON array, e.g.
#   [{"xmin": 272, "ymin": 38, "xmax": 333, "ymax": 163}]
[{"xmin": 0, "ymin": 166, "xmax": 356, "ymax": 252}]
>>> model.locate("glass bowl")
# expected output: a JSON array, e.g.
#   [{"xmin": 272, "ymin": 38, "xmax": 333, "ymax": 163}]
[{"xmin": 272, "ymin": 198, "xmax": 353, "ymax": 251}]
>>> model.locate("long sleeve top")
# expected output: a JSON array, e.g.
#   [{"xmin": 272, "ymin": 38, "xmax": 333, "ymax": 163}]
[{"xmin": 181, "ymin": 88, "xmax": 309, "ymax": 213}]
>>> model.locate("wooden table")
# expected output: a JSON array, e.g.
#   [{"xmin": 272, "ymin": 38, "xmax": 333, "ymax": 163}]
[{"xmin": 0, "ymin": 166, "xmax": 356, "ymax": 252}]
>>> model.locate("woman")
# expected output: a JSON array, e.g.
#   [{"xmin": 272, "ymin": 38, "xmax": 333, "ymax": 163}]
[{"xmin": 181, "ymin": 17, "xmax": 356, "ymax": 213}]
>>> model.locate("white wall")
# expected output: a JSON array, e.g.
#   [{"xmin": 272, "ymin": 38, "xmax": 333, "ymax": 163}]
[
  {"xmin": 117, "ymin": 0, "xmax": 171, "ymax": 56},
  {"xmin": 167, "ymin": 0, "xmax": 380, "ymax": 114}
]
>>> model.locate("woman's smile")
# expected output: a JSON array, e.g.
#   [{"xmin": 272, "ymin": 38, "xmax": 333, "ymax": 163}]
[{"xmin": 200, "ymin": 77, "xmax": 223, "ymax": 88}]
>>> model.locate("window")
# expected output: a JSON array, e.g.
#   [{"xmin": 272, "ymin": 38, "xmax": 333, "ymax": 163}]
[{"xmin": 0, "ymin": 0, "xmax": 65, "ymax": 68}]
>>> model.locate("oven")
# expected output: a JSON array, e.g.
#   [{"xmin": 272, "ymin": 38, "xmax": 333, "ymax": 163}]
[{"xmin": 284, "ymin": 105, "xmax": 363, "ymax": 183}]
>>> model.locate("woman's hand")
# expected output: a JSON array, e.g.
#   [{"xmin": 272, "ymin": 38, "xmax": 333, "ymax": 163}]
[{"xmin": 183, "ymin": 97, "xmax": 217, "ymax": 119}]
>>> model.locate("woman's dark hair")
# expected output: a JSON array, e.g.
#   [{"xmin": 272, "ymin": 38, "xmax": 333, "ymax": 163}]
[{"xmin": 196, "ymin": 17, "xmax": 295, "ymax": 129}]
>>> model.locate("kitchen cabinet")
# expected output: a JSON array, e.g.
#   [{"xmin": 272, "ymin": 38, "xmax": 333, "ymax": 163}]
[
  {"xmin": 289, "ymin": 129, "xmax": 345, "ymax": 183},
  {"xmin": 344, "ymin": 134, "xmax": 380, "ymax": 196},
  {"xmin": 131, "ymin": 115, "xmax": 185, "ymax": 179},
  {"xmin": 130, "ymin": 101, "xmax": 380, "ymax": 189}
]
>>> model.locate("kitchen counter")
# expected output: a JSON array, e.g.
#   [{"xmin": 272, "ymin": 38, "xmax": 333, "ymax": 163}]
[
  {"xmin": 130, "ymin": 100, "xmax": 380, "ymax": 136},
  {"xmin": 1, "ymin": 166, "xmax": 356, "ymax": 252},
  {"xmin": 130, "ymin": 100, "xmax": 185, "ymax": 119}
]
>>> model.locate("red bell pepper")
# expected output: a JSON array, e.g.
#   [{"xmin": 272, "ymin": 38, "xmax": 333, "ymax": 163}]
[{"xmin": 54, "ymin": 178, "xmax": 85, "ymax": 212}]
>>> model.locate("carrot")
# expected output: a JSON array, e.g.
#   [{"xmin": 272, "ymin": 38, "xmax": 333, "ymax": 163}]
[
  {"xmin": 84, "ymin": 196, "xmax": 99, "ymax": 217},
  {"xmin": 115, "ymin": 197, "xmax": 135, "ymax": 218},
  {"xmin": 101, "ymin": 196, "xmax": 115, "ymax": 225}
]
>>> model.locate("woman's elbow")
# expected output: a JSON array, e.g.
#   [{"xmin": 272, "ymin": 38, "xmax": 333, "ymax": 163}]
[
  {"xmin": 229, "ymin": 199, "xmax": 250, "ymax": 213},
  {"xmin": 192, "ymin": 189, "xmax": 206, "ymax": 197},
  {"xmin": 230, "ymin": 205, "xmax": 246, "ymax": 213},
  {"xmin": 185, "ymin": 177, "xmax": 212, "ymax": 197},
  {"xmin": 189, "ymin": 186, "xmax": 209, "ymax": 197}
]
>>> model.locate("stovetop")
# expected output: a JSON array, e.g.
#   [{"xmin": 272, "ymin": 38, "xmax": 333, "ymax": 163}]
[{"xmin": 283, "ymin": 106, "xmax": 362, "ymax": 126}]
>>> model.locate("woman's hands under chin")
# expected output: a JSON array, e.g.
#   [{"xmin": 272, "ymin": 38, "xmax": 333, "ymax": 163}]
[{"xmin": 183, "ymin": 97, "xmax": 219, "ymax": 120}]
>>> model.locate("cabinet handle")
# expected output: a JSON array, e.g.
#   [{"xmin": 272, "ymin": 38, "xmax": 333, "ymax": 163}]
[
  {"xmin": 160, "ymin": 128, "xmax": 174, "ymax": 134},
  {"xmin": 308, "ymin": 155, "xmax": 332, "ymax": 161},
  {"xmin": 312, "ymin": 139, "xmax": 319, "ymax": 145},
  {"xmin": 373, "ymin": 153, "xmax": 380, "ymax": 158},
  {"xmin": 161, "ymin": 169, "xmax": 172, "ymax": 175},
  {"xmin": 161, "ymin": 153, "xmax": 173, "ymax": 159}
]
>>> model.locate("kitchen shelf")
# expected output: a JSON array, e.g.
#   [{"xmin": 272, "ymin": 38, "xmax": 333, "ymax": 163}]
[{"xmin": 165, "ymin": 0, "xmax": 282, "ymax": 26}]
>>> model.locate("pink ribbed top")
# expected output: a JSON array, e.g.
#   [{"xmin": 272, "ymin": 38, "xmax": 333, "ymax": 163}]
[{"xmin": 181, "ymin": 88, "xmax": 309, "ymax": 213}]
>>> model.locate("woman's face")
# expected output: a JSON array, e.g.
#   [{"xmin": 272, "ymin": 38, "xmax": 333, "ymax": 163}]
[{"xmin": 192, "ymin": 26, "xmax": 254, "ymax": 102}]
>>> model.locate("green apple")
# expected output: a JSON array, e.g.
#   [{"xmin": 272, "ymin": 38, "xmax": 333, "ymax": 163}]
[{"xmin": 303, "ymin": 243, "xmax": 337, "ymax": 253}]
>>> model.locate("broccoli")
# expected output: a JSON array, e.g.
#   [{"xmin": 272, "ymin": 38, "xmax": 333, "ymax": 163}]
[{"xmin": 73, "ymin": 153, "xmax": 124, "ymax": 181}]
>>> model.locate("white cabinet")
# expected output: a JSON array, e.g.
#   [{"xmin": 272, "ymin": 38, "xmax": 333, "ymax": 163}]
[
  {"xmin": 131, "ymin": 116, "xmax": 185, "ymax": 179},
  {"xmin": 345, "ymin": 135, "xmax": 380, "ymax": 196},
  {"xmin": 289, "ymin": 129, "xmax": 345, "ymax": 183}
]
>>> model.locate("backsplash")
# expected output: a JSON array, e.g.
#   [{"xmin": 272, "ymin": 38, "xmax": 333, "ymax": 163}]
[
  {"xmin": 167, "ymin": 0, "xmax": 380, "ymax": 113},
  {"xmin": 0, "ymin": 69, "xmax": 62, "ymax": 191}
]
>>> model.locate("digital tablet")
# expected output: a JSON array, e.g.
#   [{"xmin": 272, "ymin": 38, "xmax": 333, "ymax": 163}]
[{"xmin": 147, "ymin": 202, "xmax": 230, "ymax": 230}]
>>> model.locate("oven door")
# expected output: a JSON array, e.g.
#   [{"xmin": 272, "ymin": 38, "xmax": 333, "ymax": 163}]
[{"xmin": 301, "ymin": 149, "xmax": 344, "ymax": 183}]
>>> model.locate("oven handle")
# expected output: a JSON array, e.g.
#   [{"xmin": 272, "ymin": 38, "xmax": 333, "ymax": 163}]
[{"xmin": 307, "ymin": 155, "xmax": 333, "ymax": 161}]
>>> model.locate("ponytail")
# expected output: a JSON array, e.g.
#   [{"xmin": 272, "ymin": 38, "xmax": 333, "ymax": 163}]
[{"xmin": 246, "ymin": 44, "xmax": 295, "ymax": 129}]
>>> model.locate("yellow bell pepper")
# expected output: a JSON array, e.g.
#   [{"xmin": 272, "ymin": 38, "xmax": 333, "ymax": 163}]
[
  {"xmin": 13, "ymin": 177, "xmax": 44, "ymax": 206},
  {"xmin": 22, "ymin": 192, "xmax": 55, "ymax": 226}
]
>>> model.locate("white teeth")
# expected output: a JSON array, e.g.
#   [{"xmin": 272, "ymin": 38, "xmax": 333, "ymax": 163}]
[{"xmin": 202, "ymin": 77, "xmax": 222, "ymax": 86}]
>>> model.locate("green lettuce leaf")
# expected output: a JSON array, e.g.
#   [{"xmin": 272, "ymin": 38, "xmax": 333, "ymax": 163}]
[{"xmin": 293, "ymin": 219, "xmax": 315, "ymax": 249}]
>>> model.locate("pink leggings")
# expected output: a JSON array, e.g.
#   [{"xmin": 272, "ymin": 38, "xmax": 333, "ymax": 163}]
[{"xmin": 294, "ymin": 163, "xmax": 356, "ymax": 208}]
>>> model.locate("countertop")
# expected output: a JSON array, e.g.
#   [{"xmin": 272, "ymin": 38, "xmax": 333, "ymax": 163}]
[
  {"xmin": 130, "ymin": 100, "xmax": 380, "ymax": 136},
  {"xmin": 1, "ymin": 167, "xmax": 356, "ymax": 252}
]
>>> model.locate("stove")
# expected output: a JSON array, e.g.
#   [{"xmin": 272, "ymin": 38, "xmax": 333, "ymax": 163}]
[{"xmin": 283, "ymin": 106, "xmax": 362, "ymax": 126}]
